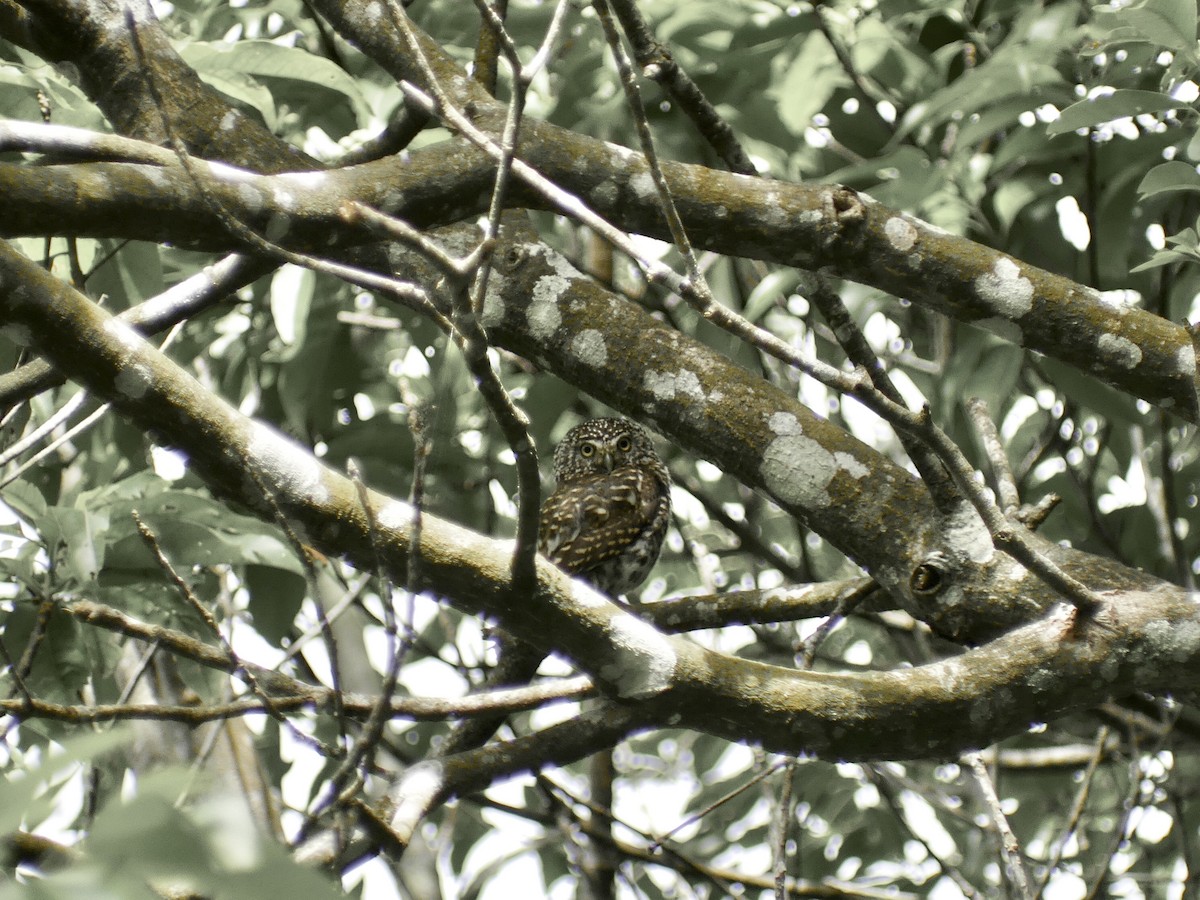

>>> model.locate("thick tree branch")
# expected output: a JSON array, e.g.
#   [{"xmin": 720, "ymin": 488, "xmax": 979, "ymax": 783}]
[
  {"xmin": 3, "ymin": 128, "xmax": 1192, "ymax": 424},
  {"xmin": 9, "ymin": 0, "xmax": 314, "ymax": 171},
  {"xmin": 308, "ymin": 0, "xmax": 1200, "ymax": 422},
  {"xmin": 1, "ymin": 239, "xmax": 1198, "ymax": 765}
]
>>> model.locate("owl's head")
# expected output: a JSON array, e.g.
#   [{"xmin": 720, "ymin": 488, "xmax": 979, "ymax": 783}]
[{"xmin": 553, "ymin": 417, "xmax": 653, "ymax": 480}]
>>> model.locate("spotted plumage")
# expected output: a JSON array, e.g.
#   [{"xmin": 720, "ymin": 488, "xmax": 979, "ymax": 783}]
[{"xmin": 538, "ymin": 417, "xmax": 672, "ymax": 597}]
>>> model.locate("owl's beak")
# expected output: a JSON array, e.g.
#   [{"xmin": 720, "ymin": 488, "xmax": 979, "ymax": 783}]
[{"xmin": 599, "ymin": 448, "xmax": 616, "ymax": 472}]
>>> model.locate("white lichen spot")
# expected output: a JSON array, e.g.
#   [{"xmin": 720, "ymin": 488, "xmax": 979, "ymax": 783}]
[
  {"xmin": 139, "ymin": 166, "xmax": 169, "ymax": 189},
  {"xmin": 527, "ymin": 275, "xmax": 566, "ymax": 340},
  {"xmin": 644, "ymin": 369, "xmax": 704, "ymax": 403},
  {"xmin": 1097, "ymin": 333, "xmax": 1142, "ymax": 369},
  {"xmin": 1174, "ymin": 342, "xmax": 1196, "ymax": 377},
  {"xmin": 713, "ymin": 205, "xmax": 729, "ymax": 219},
  {"xmin": 644, "ymin": 371, "xmax": 675, "ymax": 401},
  {"xmin": 247, "ymin": 421, "xmax": 329, "ymax": 504},
  {"xmin": 545, "ymin": 249, "xmax": 576, "ymax": 279},
  {"xmin": 379, "ymin": 187, "xmax": 406, "ymax": 214},
  {"xmin": 761, "ymin": 191, "xmax": 788, "ymax": 227},
  {"xmin": 832, "ymin": 451, "xmax": 869, "ymax": 479},
  {"xmin": 762, "ymin": 205, "xmax": 788, "ymax": 227},
  {"xmin": 572, "ymin": 329, "xmax": 607, "ymax": 367},
  {"xmin": 590, "ymin": 180, "xmax": 619, "ymax": 207},
  {"xmin": 768, "ymin": 411, "xmax": 802, "ymax": 435},
  {"xmin": 629, "ymin": 170, "xmax": 656, "ymax": 201},
  {"xmin": 797, "ymin": 208, "xmax": 823, "ymax": 226},
  {"xmin": 884, "ymin": 216, "xmax": 918, "ymax": 252},
  {"xmin": 114, "ymin": 363, "xmax": 153, "ymax": 399},
  {"xmin": 220, "ymin": 110, "xmax": 239, "ymax": 132},
  {"xmin": 603, "ymin": 140, "xmax": 636, "ymax": 166},
  {"xmin": 761, "ymin": 431, "xmax": 839, "ymax": 508},
  {"xmin": 674, "ymin": 370, "xmax": 704, "ymax": 402},
  {"xmin": 271, "ymin": 187, "xmax": 297, "ymax": 211},
  {"xmin": 976, "ymin": 316, "xmax": 1024, "ymax": 345},
  {"xmin": 1095, "ymin": 288, "xmax": 1139, "ymax": 310},
  {"xmin": 479, "ymin": 276, "xmax": 506, "ymax": 330},
  {"xmin": 599, "ymin": 614, "xmax": 677, "ymax": 699},
  {"xmin": 566, "ymin": 575, "xmax": 610, "ymax": 609},
  {"xmin": 1150, "ymin": 616, "xmax": 1200, "ymax": 661},
  {"xmin": 974, "ymin": 257, "xmax": 1034, "ymax": 318},
  {"xmin": 941, "ymin": 503, "xmax": 994, "ymax": 564},
  {"xmin": 236, "ymin": 182, "xmax": 264, "ymax": 214}
]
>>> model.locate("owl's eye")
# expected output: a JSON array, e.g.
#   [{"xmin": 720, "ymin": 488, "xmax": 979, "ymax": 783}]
[
  {"xmin": 616, "ymin": 436, "xmax": 632, "ymax": 452},
  {"xmin": 579, "ymin": 442, "xmax": 596, "ymax": 458}
]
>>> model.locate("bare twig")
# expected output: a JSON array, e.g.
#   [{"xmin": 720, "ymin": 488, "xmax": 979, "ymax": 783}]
[
  {"xmin": 593, "ymin": 0, "xmax": 712, "ymax": 301},
  {"xmin": 131, "ymin": 513, "xmax": 325, "ymax": 747},
  {"xmin": 607, "ymin": 0, "xmax": 756, "ymax": 175},
  {"xmin": 966, "ymin": 398, "xmax": 1020, "ymax": 515},
  {"xmin": 966, "ymin": 752, "xmax": 1032, "ymax": 898},
  {"xmin": 772, "ymin": 759, "xmax": 797, "ymax": 900},
  {"xmin": 1033, "ymin": 726, "xmax": 1111, "ymax": 898},
  {"xmin": 807, "ymin": 274, "xmax": 957, "ymax": 508}
]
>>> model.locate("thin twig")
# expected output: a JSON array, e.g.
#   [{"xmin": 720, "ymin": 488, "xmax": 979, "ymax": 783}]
[
  {"xmin": 1033, "ymin": 726, "xmax": 1111, "ymax": 898},
  {"xmin": 807, "ymin": 274, "xmax": 957, "ymax": 507},
  {"xmin": 126, "ymin": 10, "xmax": 445, "ymax": 328},
  {"xmin": 772, "ymin": 759, "xmax": 797, "ymax": 900},
  {"xmin": 965, "ymin": 398, "xmax": 1021, "ymax": 515},
  {"xmin": 607, "ymin": 0, "xmax": 756, "ymax": 175},
  {"xmin": 966, "ymin": 751, "xmax": 1032, "ymax": 898},
  {"xmin": 593, "ymin": 0, "xmax": 712, "ymax": 300}
]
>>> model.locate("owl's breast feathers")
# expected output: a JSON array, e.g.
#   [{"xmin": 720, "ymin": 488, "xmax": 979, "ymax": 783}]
[{"xmin": 538, "ymin": 464, "xmax": 671, "ymax": 592}]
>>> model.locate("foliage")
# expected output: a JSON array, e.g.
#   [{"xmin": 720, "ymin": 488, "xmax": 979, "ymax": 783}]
[{"xmin": 1, "ymin": 0, "xmax": 1200, "ymax": 898}]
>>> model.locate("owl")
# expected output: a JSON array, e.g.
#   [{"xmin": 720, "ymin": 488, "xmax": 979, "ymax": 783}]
[{"xmin": 538, "ymin": 417, "xmax": 672, "ymax": 597}]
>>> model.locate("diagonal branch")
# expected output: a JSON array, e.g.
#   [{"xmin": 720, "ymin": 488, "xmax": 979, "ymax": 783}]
[{"xmin": 2, "ymin": 238, "xmax": 1198, "ymax": 768}]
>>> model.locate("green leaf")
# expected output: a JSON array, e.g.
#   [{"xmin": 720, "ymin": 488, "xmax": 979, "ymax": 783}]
[
  {"xmin": 772, "ymin": 33, "xmax": 846, "ymax": 137},
  {"xmin": 1137, "ymin": 161, "xmax": 1200, "ymax": 198},
  {"xmin": 896, "ymin": 43, "xmax": 1068, "ymax": 141},
  {"xmin": 243, "ymin": 564, "xmax": 307, "ymax": 645},
  {"xmin": 1038, "ymin": 358, "xmax": 1141, "ymax": 424},
  {"xmin": 992, "ymin": 179, "xmax": 1043, "ymax": 233},
  {"xmin": 1130, "ymin": 248, "xmax": 1198, "ymax": 272},
  {"xmin": 1048, "ymin": 90, "xmax": 1188, "ymax": 136},
  {"xmin": 962, "ymin": 344, "xmax": 1024, "ymax": 414},
  {"xmin": 176, "ymin": 52, "xmax": 278, "ymax": 130},
  {"xmin": 2, "ymin": 478, "xmax": 48, "ymax": 523},
  {"xmin": 267, "ymin": 264, "xmax": 315, "ymax": 363},
  {"xmin": 0, "ymin": 66, "xmax": 52, "ymax": 122},
  {"xmin": 0, "ymin": 730, "xmax": 131, "ymax": 835},
  {"xmin": 42, "ymin": 506, "xmax": 108, "ymax": 585},
  {"xmin": 744, "ymin": 270, "xmax": 802, "ymax": 323},
  {"xmin": 88, "ymin": 240, "xmax": 166, "ymax": 309},
  {"xmin": 180, "ymin": 40, "xmax": 370, "ymax": 127},
  {"xmin": 102, "ymin": 491, "xmax": 305, "ymax": 575},
  {"xmin": 1096, "ymin": 0, "xmax": 1198, "ymax": 55}
]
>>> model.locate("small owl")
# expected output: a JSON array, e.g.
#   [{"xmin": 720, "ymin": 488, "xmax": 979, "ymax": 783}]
[{"xmin": 538, "ymin": 417, "xmax": 671, "ymax": 597}]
